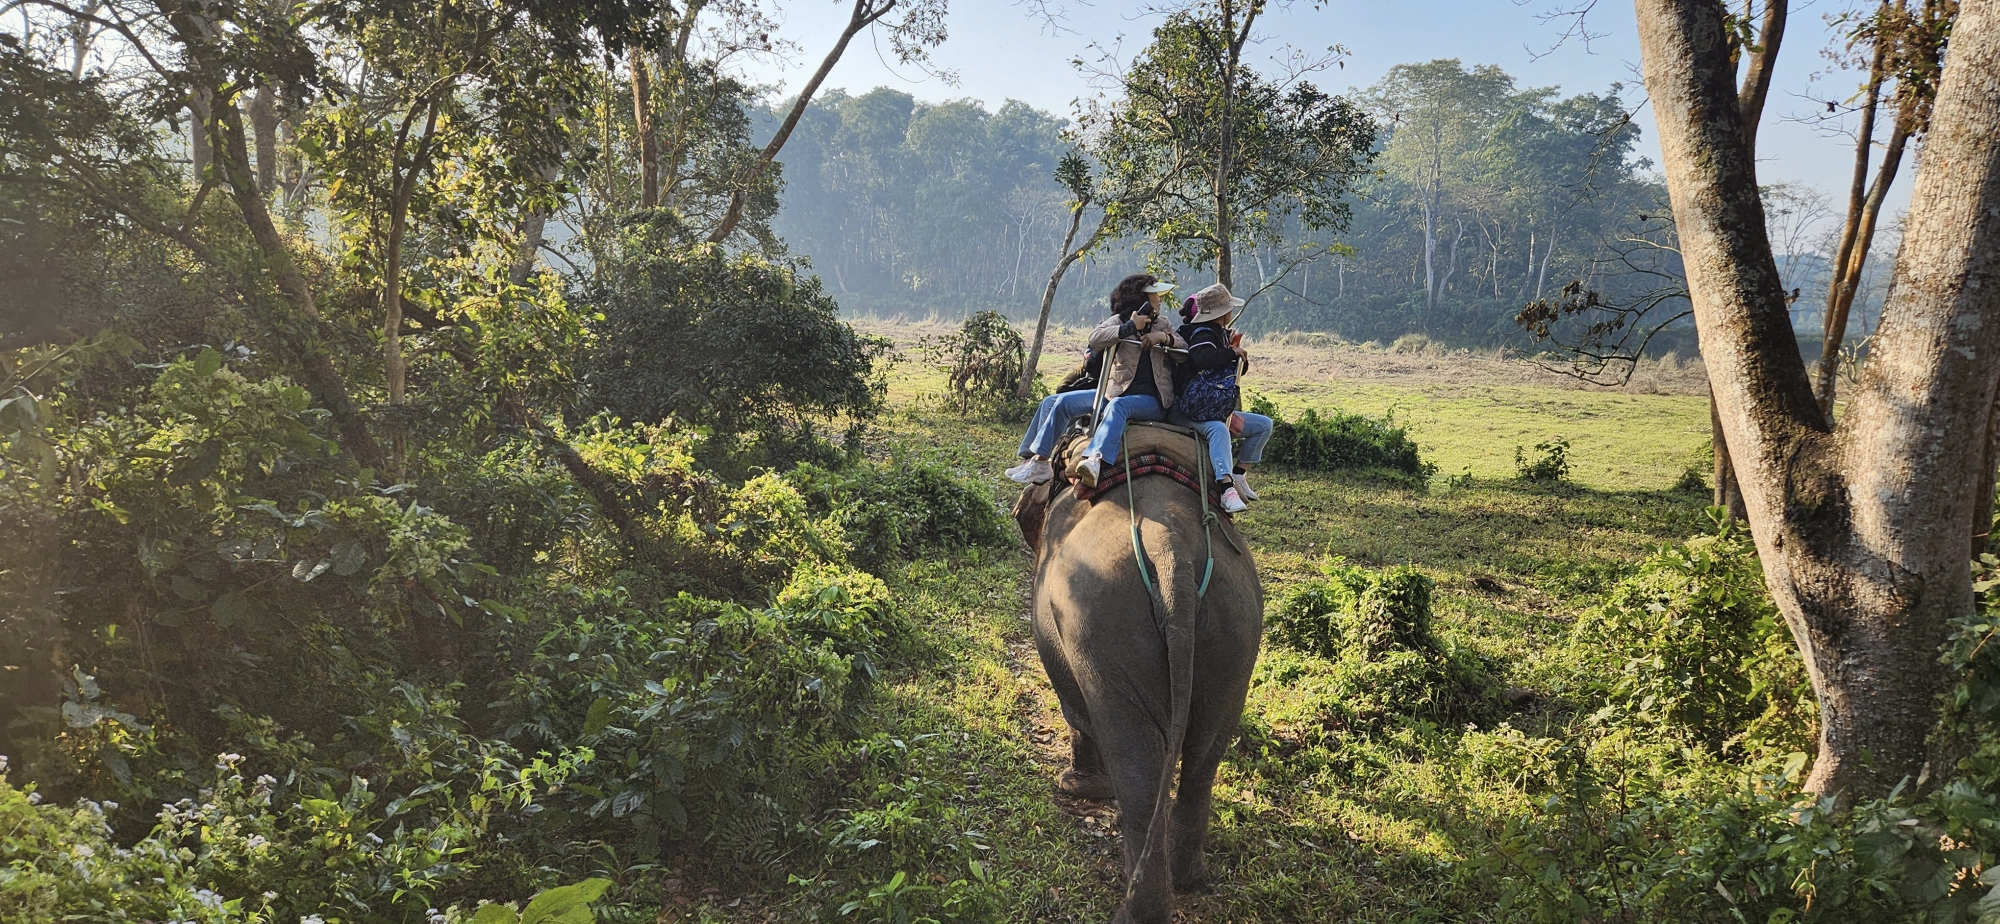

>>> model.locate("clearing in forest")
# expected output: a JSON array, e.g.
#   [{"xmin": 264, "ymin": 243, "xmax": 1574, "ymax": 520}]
[{"xmin": 694, "ymin": 324, "xmax": 1718, "ymax": 923}]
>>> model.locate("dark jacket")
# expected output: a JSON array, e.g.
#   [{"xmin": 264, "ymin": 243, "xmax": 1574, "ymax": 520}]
[{"xmin": 1174, "ymin": 320, "xmax": 1248, "ymax": 392}]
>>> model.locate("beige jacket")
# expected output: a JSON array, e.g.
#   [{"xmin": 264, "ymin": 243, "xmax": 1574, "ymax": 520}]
[{"xmin": 1087, "ymin": 312, "xmax": 1187, "ymax": 409}]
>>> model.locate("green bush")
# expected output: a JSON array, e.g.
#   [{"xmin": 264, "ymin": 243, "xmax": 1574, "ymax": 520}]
[
  {"xmin": 1567, "ymin": 519, "xmax": 1815, "ymax": 757},
  {"xmin": 786, "ymin": 457, "xmax": 1010, "ymax": 570},
  {"xmin": 0, "ymin": 764, "xmax": 247, "ymax": 923},
  {"xmin": 582, "ymin": 221, "xmax": 886, "ymax": 458},
  {"xmin": 917, "ymin": 310, "xmax": 1027, "ymax": 419},
  {"xmin": 1459, "ymin": 535, "xmax": 2000, "ymax": 922},
  {"xmin": 489, "ymin": 563, "xmax": 904, "ymax": 869},
  {"xmin": 0, "ymin": 739, "xmax": 591, "ymax": 924},
  {"xmin": 1267, "ymin": 561, "xmax": 1491, "ymax": 729},
  {"xmin": 1514, "ymin": 437, "xmax": 1572, "ymax": 482},
  {"xmin": 1247, "ymin": 395, "xmax": 1430, "ymax": 478}
]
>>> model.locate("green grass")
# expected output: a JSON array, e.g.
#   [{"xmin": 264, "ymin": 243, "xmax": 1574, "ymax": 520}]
[
  {"xmin": 665, "ymin": 360, "xmax": 1715, "ymax": 922},
  {"xmin": 1249, "ymin": 379, "xmax": 1712, "ymax": 491}
]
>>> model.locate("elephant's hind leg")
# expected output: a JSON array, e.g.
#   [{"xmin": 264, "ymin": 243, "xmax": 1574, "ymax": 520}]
[
  {"xmin": 1169, "ymin": 695, "xmax": 1241, "ymax": 890},
  {"xmin": 1100, "ymin": 722, "xmax": 1175, "ymax": 924},
  {"xmin": 1058, "ymin": 726, "xmax": 1117, "ymax": 800}
]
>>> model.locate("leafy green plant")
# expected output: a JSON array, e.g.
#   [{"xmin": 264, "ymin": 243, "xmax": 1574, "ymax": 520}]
[
  {"xmin": 918, "ymin": 310, "xmax": 1027, "ymax": 419},
  {"xmin": 582, "ymin": 224, "xmax": 886, "ymax": 459},
  {"xmin": 1267, "ymin": 561, "xmax": 1491, "ymax": 729},
  {"xmin": 469, "ymin": 878, "xmax": 613, "ymax": 924},
  {"xmin": 1248, "ymin": 395, "xmax": 1431, "ymax": 478},
  {"xmin": 787, "ymin": 457, "xmax": 1009, "ymax": 570},
  {"xmin": 1567, "ymin": 517, "xmax": 1815, "ymax": 756},
  {"xmin": 1514, "ymin": 437, "xmax": 1571, "ymax": 482}
]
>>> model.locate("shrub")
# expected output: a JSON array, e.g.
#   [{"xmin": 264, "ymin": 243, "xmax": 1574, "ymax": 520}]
[
  {"xmin": 0, "ymin": 735, "xmax": 588, "ymax": 924},
  {"xmin": 1514, "ymin": 437, "xmax": 1571, "ymax": 482},
  {"xmin": 582, "ymin": 222, "xmax": 886, "ymax": 453},
  {"xmin": 1567, "ymin": 520, "xmax": 1815, "ymax": 756},
  {"xmin": 917, "ymin": 310, "xmax": 1027, "ymax": 419},
  {"xmin": 1268, "ymin": 561, "xmax": 1491, "ymax": 729},
  {"xmin": 1247, "ymin": 395, "xmax": 1430, "ymax": 478},
  {"xmin": 786, "ymin": 457, "xmax": 1009, "ymax": 570},
  {"xmin": 0, "ymin": 764, "xmax": 247, "ymax": 923},
  {"xmin": 489, "ymin": 563, "xmax": 904, "ymax": 869}
]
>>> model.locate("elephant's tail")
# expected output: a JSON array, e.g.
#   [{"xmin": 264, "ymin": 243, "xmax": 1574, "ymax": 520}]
[{"xmin": 1125, "ymin": 512, "xmax": 1201, "ymax": 904}]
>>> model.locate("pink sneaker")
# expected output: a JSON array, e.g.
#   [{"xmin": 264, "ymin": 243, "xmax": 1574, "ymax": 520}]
[
  {"xmin": 1219, "ymin": 486, "xmax": 1248, "ymax": 514},
  {"xmin": 1231, "ymin": 472, "xmax": 1259, "ymax": 501}
]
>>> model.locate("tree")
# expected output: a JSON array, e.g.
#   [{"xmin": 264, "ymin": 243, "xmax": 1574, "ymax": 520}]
[
  {"xmin": 1635, "ymin": 0, "xmax": 2000, "ymax": 802},
  {"xmin": 704, "ymin": 0, "xmax": 948, "ymax": 245},
  {"xmin": 1087, "ymin": 2, "xmax": 1375, "ymax": 292},
  {"xmin": 1367, "ymin": 61, "xmax": 1518, "ymax": 313},
  {"xmin": 304, "ymin": 0, "xmax": 579, "ymax": 475},
  {"xmin": 1810, "ymin": 0, "xmax": 1955, "ymax": 414}
]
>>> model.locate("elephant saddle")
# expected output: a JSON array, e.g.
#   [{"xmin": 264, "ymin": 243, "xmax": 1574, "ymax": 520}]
[{"xmin": 1056, "ymin": 422, "xmax": 1225, "ymax": 511}]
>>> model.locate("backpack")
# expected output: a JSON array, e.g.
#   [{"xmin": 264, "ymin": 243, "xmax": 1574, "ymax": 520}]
[{"xmin": 1178, "ymin": 366, "xmax": 1238, "ymax": 422}]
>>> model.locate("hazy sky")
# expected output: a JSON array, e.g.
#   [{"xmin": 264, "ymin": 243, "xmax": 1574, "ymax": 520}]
[{"xmin": 738, "ymin": 0, "xmax": 1910, "ymax": 235}]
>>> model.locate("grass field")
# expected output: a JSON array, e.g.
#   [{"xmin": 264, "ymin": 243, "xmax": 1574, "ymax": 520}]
[{"xmin": 671, "ymin": 331, "xmax": 1723, "ymax": 922}]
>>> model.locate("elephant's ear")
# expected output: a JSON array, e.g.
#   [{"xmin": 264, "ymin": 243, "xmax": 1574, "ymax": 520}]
[{"xmin": 1012, "ymin": 481, "xmax": 1054, "ymax": 553}]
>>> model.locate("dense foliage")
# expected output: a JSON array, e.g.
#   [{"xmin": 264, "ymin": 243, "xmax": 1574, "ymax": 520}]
[
  {"xmin": 1453, "ymin": 526, "xmax": 2000, "ymax": 923},
  {"xmin": 582, "ymin": 217, "xmax": 886, "ymax": 464},
  {"xmin": 1266, "ymin": 561, "xmax": 1493, "ymax": 731},
  {"xmin": 1248, "ymin": 395, "xmax": 1430, "ymax": 477},
  {"xmin": 0, "ymin": 7, "xmax": 1010, "ymax": 920}
]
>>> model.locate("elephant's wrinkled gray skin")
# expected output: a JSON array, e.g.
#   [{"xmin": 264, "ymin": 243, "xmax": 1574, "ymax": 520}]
[{"xmin": 1013, "ymin": 475, "xmax": 1263, "ymax": 924}]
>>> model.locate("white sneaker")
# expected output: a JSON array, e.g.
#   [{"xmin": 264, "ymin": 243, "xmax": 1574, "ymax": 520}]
[
  {"xmin": 1007, "ymin": 458, "xmax": 1055, "ymax": 484},
  {"xmin": 1231, "ymin": 472, "xmax": 1259, "ymax": 501},
  {"xmin": 1076, "ymin": 455, "xmax": 1104, "ymax": 489},
  {"xmin": 1219, "ymin": 486, "xmax": 1248, "ymax": 514}
]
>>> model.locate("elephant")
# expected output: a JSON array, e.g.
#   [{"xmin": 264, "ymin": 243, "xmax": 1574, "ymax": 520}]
[{"xmin": 1012, "ymin": 438, "xmax": 1263, "ymax": 924}]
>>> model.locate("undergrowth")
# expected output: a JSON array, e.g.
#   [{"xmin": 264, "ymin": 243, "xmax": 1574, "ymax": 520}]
[{"xmin": 1247, "ymin": 394, "xmax": 1431, "ymax": 478}]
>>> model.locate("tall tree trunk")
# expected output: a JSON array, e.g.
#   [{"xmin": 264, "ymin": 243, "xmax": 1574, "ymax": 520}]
[
  {"xmin": 1817, "ymin": 118, "xmax": 1913, "ymax": 415},
  {"xmin": 382, "ymin": 102, "xmax": 442, "ymax": 477},
  {"xmin": 249, "ymin": 88, "xmax": 279, "ymax": 194},
  {"xmin": 1637, "ymin": 0, "xmax": 2000, "ymax": 804},
  {"xmin": 630, "ymin": 47, "xmax": 658, "ymax": 209},
  {"xmin": 210, "ymin": 98, "xmax": 387, "ymax": 471},
  {"xmin": 1710, "ymin": 393, "xmax": 1747, "ymax": 519},
  {"xmin": 708, "ymin": 0, "xmax": 891, "ymax": 244},
  {"xmin": 1018, "ymin": 203, "xmax": 1096, "ymax": 399},
  {"xmin": 189, "ymin": 91, "xmax": 211, "ymax": 176},
  {"xmin": 1422, "ymin": 190, "xmax": 1440, "ymax": 310},
  {"xmin": 510, "ymin": 160, "xmax": 564, "ymax": 287},
  {"xmin": 1815, "ymin": 30, "xmax": 1888, "ymax": 411}
]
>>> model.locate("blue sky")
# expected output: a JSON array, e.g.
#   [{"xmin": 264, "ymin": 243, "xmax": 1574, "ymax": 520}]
[{"xmin": 738, "ymin": 0, "xmax": 1908, "ymax": 236}]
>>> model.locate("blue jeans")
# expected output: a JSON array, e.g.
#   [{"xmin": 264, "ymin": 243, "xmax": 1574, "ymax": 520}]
[
  {"xmin": 1190, "ymin": 420, "xmax": 1237, "ymax": 482},
  {"xmin": 1084, "ymin": 395, "xmax": 1167, "ymax": 464},
  {"xmin": 1235, "ymin": 411, "xmax": 1273, "ymax": 466},
  {"xmin": 1191, "ymin": 412, "xmax": 1275, "ymax": 481},
  {"xmin": 1017, "ymin": 390, "xmax": 1098, "ymax": 459}
]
